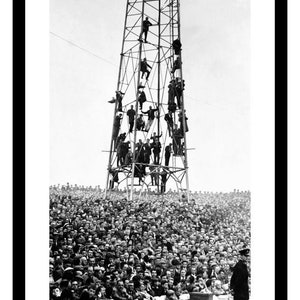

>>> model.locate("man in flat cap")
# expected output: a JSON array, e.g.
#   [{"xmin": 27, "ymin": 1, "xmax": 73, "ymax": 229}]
[{"xmin": 230, "ymin": 247, "xmax": 250, "ymax": 300}]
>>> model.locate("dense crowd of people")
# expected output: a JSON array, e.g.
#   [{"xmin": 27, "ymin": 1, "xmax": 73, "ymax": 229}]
[{"xmin": 49, "ymin": 185, "xmax": 251, "ymax": 300}]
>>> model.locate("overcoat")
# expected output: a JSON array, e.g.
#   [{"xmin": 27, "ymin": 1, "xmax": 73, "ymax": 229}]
[{"xmin": 230, "ymin": 260, "xmax": 249, "ymax": 300}]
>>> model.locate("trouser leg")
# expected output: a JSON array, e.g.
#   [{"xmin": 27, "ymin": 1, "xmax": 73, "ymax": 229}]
[
  {"xmin": 118, "ymin": 101, "xmax": 123, "ymax": 111},
  {"xmin": 129, "ymin": 122, "xmax": 134, "ymax": 132},
  {"xmin": 165, "ymin": 156, "xmax": 170, "ymax": 166},
  {"xmin": 109, "ymin": 180, "xmax": 114, "ymax": 189},
  {"xmin": 145, "ymin": 119, "xmax": 153, "ymax": 131}
]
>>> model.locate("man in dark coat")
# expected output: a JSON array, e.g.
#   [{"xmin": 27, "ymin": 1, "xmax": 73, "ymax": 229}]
[
  {"xmin": 117, "ymin": 141, "xmax": 130, "ymax": 166},
  {"xmin": 160, "ymin": 169, "xmax": 168, "ymax": 193},
  {"xmin": 168, "ymin": 80, "xmax": 176, "ymax": 107},
  {"xmin": 116, "ymin": 91, "xmax": 124, "ymax": 112},
  {"xmin": 142, "ymin": 105, "xmax": 158, "ymax": 132},
  {"xmin": 127, "ymin": 105, "xmax": 136, "ymax": 133},
  {"xmin": 164, "ymin": 112, "xmax": 174, "ymax": 137},
  {"xmin": 141, "ymin": 17, "xmax": 152, "ymax": 42},
  {"xmin": 172, "ymin": 38, "xmax": 182, "ymax": 55},
  {"xmin": 140, "ymin": 58, "xmax": 152, "ymax": 80},
  {"xmin": 138, "ymin": 90, "xmax": 147, "ymax": 110},
  {"xmin": 143, "ymin": 139, "xmax": 152, "ymax": 165},
  {"xmin": 164, "ymin": 143, "xmax": 172, "ymax": 166},
  {"xmin": 178, "ymin": 110, "xmax": 189, "ymax": 133},
  {"xmin": 175, "ymin": 79, "xmax": 184, "ymax": 109},
  {"xmin": 113, "ymin": 113, "xmax": 123, "ymax": 149},
  {"xmin": 136, "ymin": 114, "xmax": 145, "ymax": 131},
  {"xmin": 230, "ymin": 248, "xmax": 250, "ymax": 300},
  {"xmin": 151, "ymin": 138, "xmax": 161, "ymax": 165},
  {"xmin": 173, "ymin": 124, "xmax": 183, "ymax": 155}
]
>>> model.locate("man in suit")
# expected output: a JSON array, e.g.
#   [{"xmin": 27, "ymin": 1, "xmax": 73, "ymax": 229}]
[
  {"xmin": 164, "ymin": 112, "xmax": 174, "ymax": 137},
  {"xmin": 141, "ymin": 17, "xmax": 152, "ymax": 42},
  {"xmin": 138, "ymin": 90, "xmax": 147, "ymax": 110},
  {"xmin": 113, "ymin": 113, "xmax": 123, "ymax": 149},
  {"xmin": 173, "ymin": 124, "xmax": 183, "ymax": 155},
  {"xmin": 116, "ymin": 91, "xmax": 124, "ymax": 112},
  {"xmin": 230, "ymin": 248, "xmax": 250, "ymax": 300},
  {"xmin": 160, "ymin": 169, "xmax": 168, "ymax": 193},
  {"xmin": 136, "ymin": 114, "xmax": 145, "ymax": 131},
  {"xmin": 151, "ymin": 138, "xmax": 162, "ymax": 165},
  {"xmin": 127, "ymin": 105, "xmax": 136, "ymax": 133},
  {"xmin": 143, "ymin": 139, "xmax": 152, "ymax": 165},
  {"xmin": 172, "ymin": 38, "xmax": 182, "ymax": 55},
  {"xmin": 175, "ymin": 79, "xmax": 184, "ymax": 109},
  {"xmin": 164, "ymin": 143, "xmax": 172, "ymax": 166},
  {"xmin": 142, "ymin": 105, "xmax": 158, "ymax": 131},
  {"xmin": 140, "ymin": 58, "xmax": 152, "ymax": 80}
]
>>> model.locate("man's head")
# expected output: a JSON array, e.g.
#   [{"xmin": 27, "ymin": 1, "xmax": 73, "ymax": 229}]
[
  {"xmin": 88, "ymin": 287, "xmax": 95, "ymax": 298},
  {"xmin": 239, "ymin": 248, "xmax": 250, "ymax": 261},
  {"xmin": 87, "ymin": 266, "xmax": 94, "ymax": 276},
  {"xmin": 71, "ymin": 281, "xmax": 78, "ymax": 290},
  {"xmin": 128, "ymin": 281, "xmax": 134, "ymax": 289},
  {"xmin": 117, "ymin": 280, "xmax": 125, "ymax": 290}
]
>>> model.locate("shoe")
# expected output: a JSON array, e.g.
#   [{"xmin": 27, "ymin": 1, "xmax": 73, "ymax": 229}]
[
  {"xmin": 115, "ymin": 90, "xmax": 125, "ymax": 95},
  {"xmin": 108, "ymin": 99, "xmax": 116, "ymax": 103}
]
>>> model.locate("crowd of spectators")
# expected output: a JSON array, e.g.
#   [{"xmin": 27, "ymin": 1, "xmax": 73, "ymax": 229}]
[{"xmin": 49, "ymin": 184, "xmax": 250, "ymax": 300}]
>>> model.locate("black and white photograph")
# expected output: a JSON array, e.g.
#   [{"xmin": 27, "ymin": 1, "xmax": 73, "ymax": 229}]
[
  {"xmin": 49, "ymin": 1, "xmax": 251, "ymax": 300},
  {"xmin": 23, "ymin": 0, "xmax": 276, "ymax": 299}
]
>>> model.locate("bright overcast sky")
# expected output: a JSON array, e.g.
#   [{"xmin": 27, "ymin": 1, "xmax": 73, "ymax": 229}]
[{"xmin": 50, "ymin": 0, "xmax": 250, "ymax": 192}]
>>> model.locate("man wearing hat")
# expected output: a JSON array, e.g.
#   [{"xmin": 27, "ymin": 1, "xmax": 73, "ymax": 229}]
[{"xmin": 230, "ymin": 247, "xmax": 250, "ymax": 300}]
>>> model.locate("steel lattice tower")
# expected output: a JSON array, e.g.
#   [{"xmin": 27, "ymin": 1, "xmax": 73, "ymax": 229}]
[{"xmin": 105, "ymin": 0, "xmax": 190, "ymax": 200}]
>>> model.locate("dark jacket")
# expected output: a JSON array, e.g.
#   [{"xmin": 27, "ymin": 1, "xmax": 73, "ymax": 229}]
[
  {"xmin": 141, "ymin": 61, "xmax": 151, "ymax": 72},
  {"xmin": 165, "ymin": 145, "xmax": 171, "ymax": 158},
  {"xmin": 138, "ymin": 91, "xmax": 147, "ymax": 103},
  {"xmin": 164, "ymin": 113, "xmax": 173, "ymax": 125},
  {"xmin": 142, "ymin": 108, "xmax": 158, "ymax": 120},
  {"xmin": 151, "ymin": 142, "xmax": 161, "ymax": 154},
  {"xmin": 143, "ymin": 20, "xmax": 152, "ymax": 31},
  {"xmin": 230, "ymin": 260, "xmax": 249, "ymax": 300},
  {"xmin": 151, "ymin": 285, "xmax": 164, "ymax": 297},
  {"xmin": 127, "ymin": 109, "xmax": 136, "ymax": 122}
]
